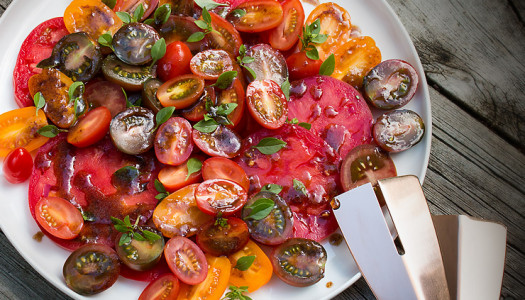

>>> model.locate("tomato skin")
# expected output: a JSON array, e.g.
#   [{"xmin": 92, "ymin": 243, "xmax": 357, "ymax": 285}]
[
  {"xmin": 3, "ymin": 148, "xmax": 33, "ymax": 184},
  {"xmin": 34, "ymin": 196, "xmax": 84, "ymax": 240},
  {"xmin": 269, "ymin": 0, "xmax": 304, "ymax": 51},
  {"xmin": 139, "ymin": 273, "xmax": 180, "ymax": 300},
  {"xmin": 67, "ymin": 106, "xmax": 111, "ymax": 148},
  {"xmin": 286, "ymin": 52, "xmax": 322, "ymax": 81},
  {"xmin": 13, "ymin": 17, "xmax": 69, "ymax": 107},
  {"xmin": 176, "ymin": 255, "xmax": 231, "ymax": 300},
  {"xmin": 64, "ymin": 0, "xmax": 123, "ymax": 41},
  {"xmin": 154, "ymin": 117, "xmax": 194, "ymax": 166},
  {"xmin": 84, "ymin": 81, "xmax": 127, "ymax": 117},
  {"xmin": 0, "ymin": 107, "xmax": 49, "ymax": 157},
  {"xmin": 195, "ymin": 179, "xmax": 248, "ymax": 216},
  {"xmin": 202, "ymin": 157, "xmax": 250, "ymax": 191},
  {"xmin": 208, "ymin": 12, "xmax": 243, "ymax": 57},
  {"xmin": 246, "ymin": 79, "xmax": 288, "ymax": 129},
  {"xmin": 227, "ymin": 0, "xmax": 284, "ymax": 33},
  {"xmin": 164, "ymin": 236, "xmax": 208, "ymax": 285},
  {"xmin": 114, "ymin": 0, "xmax": 160, "ymax": 21},
  {"xmin": 158, "ymin": 154, "xmax": 205, "ymax": 192},
  {"xmin": 196, "ymin": 217, "xmax": 250, "ymax": 256},
  {"xmin": 228, "ymin": 240, "xmax": 273, "ymax": 292},
  {"xmin": 158, "ymin": 41, "xmax": 193, "ymax": 82}
]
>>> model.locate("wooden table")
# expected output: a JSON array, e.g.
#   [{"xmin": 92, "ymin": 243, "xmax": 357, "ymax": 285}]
[{"xmin": 0, "ymin": 0, "xmax": 523, "ymax": 299}]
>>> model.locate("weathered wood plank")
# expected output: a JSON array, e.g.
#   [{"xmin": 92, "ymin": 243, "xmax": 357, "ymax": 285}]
[{"xmin": 387, "ymin": 0, "xmax": 525, "ymax": 150}]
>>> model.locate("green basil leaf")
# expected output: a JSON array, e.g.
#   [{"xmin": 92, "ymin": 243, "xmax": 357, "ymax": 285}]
[
  {"xmin": 187, "ymin": 31, "xmax": 206, "ymax": 42},
  {"xmin": 202, "ymin": 7, "xmax": 212, "ymax": 24},
  {"xmin": 113, "ymin": 224, "xmax": 129, "ymax": 233},
  {"xmin": 193, "ymin": 118, "xmax": 219, "ymax": 133},
  {"xmin": 310, "ymin": 19, "xmax": 321, "ymax": 35},
  {"xmin": 33, "ymin": 92, "xmax": 45, "ymax": 114},
  {"xmin": 102, "ymin": 0, "xmax": 117, "ymax": 9},
  {"xmin": 133, "ymin": 3, "xmax": 145, "ymax": 23},
  {"xmin": 319, "ymin": 53, "xmax": 335, "ymax": 76},
  {"xmin": 194, "ymin": 0, "xmax": 227, "ymax": 10},
  {"xmin": 154, "ymin": 4, "xmax": 171, "ymax": 25},
  {"xmin": 216, "ymin": 103, "xmax": 238, "ymax": 117},
  {"xmin": 155, "ymin": 106, "xmax": 175, "ymax": 127},
  {"xmin": 194, "ymin": 20, "xmax": 209, "ymax": 30},
  {"xmin": 155, "ymin": 192, "xmax": 169, "ymax": 200},
  {"xmin": 113, "ymin": 166, "xmax": 140, "ymax": 183},
  {"xmin": 243, "ymin": 65, "xmax": 257, "ymax": 80},
  {"xmin": 244, "ymin": 198, "xmax": 274, "ymax": 220},
  {"xmin": 234, "ymin": 255, "xmax": 256, "ymax": 271},
  {"xmin": 306, "ymin": 47, "xmax": 320, "ymax": 60},
  {"xmin": 116, "ymin": 11, "xmax": 132, "ymax": 24},
  {"xmin": 253, "ymin": 137, "xmax": 287, "ymax": 155},
  {"xmin": 81, "ymin": 211, "xmax": 95, "ymax": 222},
  {"xmin": 37, "ymin": 125, "xmax": 60, "ymax": 138},
  {"xmin": 144, "ymin": 18, "xmax": 155, "ymax": 25},
  {"xmin": 123, "ymin": 215, "xmax": 132, "ymax": 227},
  {"xmin": 97, "ymin": 32, "xmax": 113, "ymax": 48},
  {"xmin": 293, "ymin": 179, "xmax": 308, "ymax": 196},
  {"xmin": 232, "ymin": 9, "xmax": 246, "ymax": 18},
  {"xmin": 261, "ymin": 184, "xmax": 283, "ymax": 194},
  {"xmin": 151, "ymin": 38, "xmax": 167, "ymax": 62},
  {"xmin": 111, "ymin": 216, "xmax": 126, "ymax": 226},
  {"xmin": 142, "ymin": 230, "xmax": 162, "ymax": 241},
  {"xmin": 68, "ymin": 81, "xmax": 85, "ymax": 103},
  {"xmin": 133, "ymin": 232, "xmax": 146, "ymax": 241},
  {"xmin": 154, "ymin": 179, "xmax": 167, "ymax": 193},
  {"xmin": 239, "ymin": 44, "xmax": 247, "ymax": 56},
  {"xmin": 119, "ymin": 232, "xmax": 132, "ymax": 246},
  {"xmin": 311, "ymin": 34, "xmax": 328, "ymax": 44},
  {"xmin": 287, "ymin": 118, "xmax": 298, "ymax": 124},
  {"xmin": 241, "ymin": 56, "xmax": 255, "ymax": 64},
  {"xmin": 281, "ymin": 78, "xmax": 290, "ymax": 101},
  {"xmin": 215, "ymin": 71, "xmax": 238, "ymax": 89},
  {"xmin": 298, "ymin": 122, "xmax": 312, "ymax": 130},
  {"xmin": 186, "ymin": 158, "xmax": 203, "ymax": 180}
]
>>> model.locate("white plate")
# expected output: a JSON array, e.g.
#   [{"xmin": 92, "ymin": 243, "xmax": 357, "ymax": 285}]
[{"xmin": 0, "ymin": 0, "xmax": 431, "ymax": 299}]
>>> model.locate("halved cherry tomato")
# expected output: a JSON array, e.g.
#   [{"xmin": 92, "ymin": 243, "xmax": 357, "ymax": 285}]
[
  {"xmin": 208, "ymin": 12, "xmax": 243, "ymax": 57},
  {"xmin": 340, "ymin": 144, "xmax": 397, "ymax": 191},
  {"xmin": 0, "ymin": 107, "xmax": 48, "ymax": 157},
  {"xmin": 305, "ymin": 2, "xmax": 352, "ymax": 60},
  {"xmin": 110, "ymin": 107, "xmax": 156, "ymax": 154},
  {"xmin": 216, "ymin": 78, "xmax": 245, "ymax": 128},
  {"xmin": 13, "ymin": 17, "xmax": 69, "ymax": 107},
  {"xmin": 202, "ymin": 157, "xmax": 250, "ymax": 191},
  {"xmin": 102, "ymin": 54, "xmax": 156, "ymax": 91},
  {"xmin": 153, "ymin": 184, "xmax": 213, "ymax": 238},
  {"xmin": 246, "ymin": 79, "xmax": 288, "ymax": 129},
  {"xmin": 195, "ymin": 179, "xmax": 248, "ymax": 216},
  {"xmin": 139, "ymin": 273, "xmax": 180, "ymax": 300},
  {"xmin": 142, "ymin": 78, "xmax": 164, "ymax": 113},
  {"xmin": 190, "ymin": 49, "xmax": 234, "ymax": 80},
  {"xmin": 158, "ymin": 154, "xmax": 205, "ymax": 191},
  {"xmin": 159, "ymin": 16, "xmax": 208, "ymax": 55},
  {"xmin": 157, "ymin": 74, "xmax": 205, "ymax": 108},
  {"xmin": 115, "ymin": 227, "xmax": 165, "ymax": 271},
  {"xmin": 181, "ymin": 86, "xmax": 217, "ymax": 122},
  {"xmin": 192, "ymin": 125, "xmax": 242, "ymax": 158},
  {"xmin": 64, "ymin": 0, "xmax": 123, "ymax": 41},
  {"xmin": 332, "ymin": 36, "xmax": 382, "ymax": 89},
  {"xmin": 228, "ymin": 240, "xmax": 273, "ymax": 292},
  {"xmin": 373, "ymin": 110, "xmax": 425, "ymax": 153},
  {"xmin": 113, "ymin": 23, "xmax": 160, "ymax": 65},
  {"xmin": 245, "ymin": 44, "xmax": 288, "ymax": 85},
  {"xmin": 269, "ymin": 0, "xmax": 304, "ymax": 51},
  {"xmin": 67, "ymin": 106, "xmax": 111, "ymax": 148},
  {"xmin": 154, "ymin": 117, "xmax": 194, "ymax": 165},
  {"xmin": 3, "ymin": 148, "xmax": 33, "ymax": 184},
  {"xmin": 164, "ymin": 236, "xmax": 208, "ymax": 285},
  {"xmin": 196, "ymin": 217, "xmax": 250, "ymax": 256},
  {"xmin": 114, "ymin": 0, "xmax": 160, "ymax": 21},
  {"xmin": 158, "ymin": 41, "xmax": 193, "ymax": 82},
  {"xmin": 84, "ymin": 81, "xmax": 127, "ymax": 117},
  {"xmin": 34, "ymin": 196, "xmax": 84, "ymax": 240},
  {"xmin": 176, "ymin": 255, "xmax": 231, "ymax": 300},
  {"xmin": 227, "ymin": 0, "xmax": 283, "ymax": 33},
  {"xmin": 286, "ymin": 51, "xmax": 322, "ymax": 81}
]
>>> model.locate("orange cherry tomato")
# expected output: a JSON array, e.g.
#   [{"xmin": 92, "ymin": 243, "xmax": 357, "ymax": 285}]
[
  {"xmin": 202, "ymin": 157, "xmax": 250, "ymax": 191},
  {"xmin": 34, "ymin": 196, "xmax": 84, "ymax": 240},
  {"xmin": 0, "ymin": 107, "xmax": 48, "ymax": 157},
  {"xmin": 269, "ymin": 0, "xmax": 304, "ymax": 51},
  {"xmin": 158, "ymin": 154, "xmax": 205, "ymax": 192},
  {"xmin": 226, "ymin": 0, "xmax": 284, "ymax": 33},
  {"xmin": 176, "ymin": 255, "xmax": 231, "ymax": 300},
  {"xmin": 67, "ymin": 106, "xmax": 111, "ymax": 148},
  {"xmin": 332, "ymin": 36, "xmax": 382, "ymax": 89},
  {"xmin": 153, "ymin": 184, "xmax": 213, "ymax": 238},
  {"xmin": 208, "ymin": 12, "xmax": 243, "ymax": 57},
  {"xmin": 157, "ymin": 74, "xmax": 205, "ymax": 109},
  {"xmin": 139, "ymin": 273, "xmax": 180, "ymax": 300},
  {"xmin": 64, "ymin": 0, "xmax": 123, "ymax": 41},
  {"xmin": 228, "ymin": 240, "xmax": 273, "ymax": 292},
  {"xmin": 305, "ymin": 2, "xmax": 352, "ymax": 60}
]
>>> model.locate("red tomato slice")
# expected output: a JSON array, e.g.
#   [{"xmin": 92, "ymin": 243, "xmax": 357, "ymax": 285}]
[
  {"xmin": 34, "ymin": 196, "xmax": 84, "ymax": 240},
  {"xmin": 226, "ymin": 0, "xmax": 284, "ymax": 33},
  {"xmin": 158, "ymin": 154, "xmax": 205, "ymax": 192},
  {"xmin": 192, "ymin": 125, "xmax": 242, "ymax": 158},
  {"xmin": 195, "ymin": 179, "xmax": 248, "ymax": 216},
  {"xmin": 164, "ymin": 236, "xmax": 208, "ymax": 285},
  {"xmin": 246, "ymin": 79, "xmax": 288, "ymax": 129},
  {"xmin": 139, "ymin": 273, "xmax": 180, "ymax": 300},
  {"xmin": 3, "ymin": 148, "xmax": 33, "ymax": 184},
  {"xmin": 114, "ymin": 0, "xmax": 160, "ymax": 21},
  {"xmin": 67, "ymin": 106, "xmax": 112, "ymax": 148},
  {"xmin": 13, "ymin": 17, "xmax": 69, "ymax": 107},
  {"xmin": 287, "ymin": 75, "xmax": 374, "ymax": 161},
  {"xmin": 154, "ymin": 117, "xmax": 194, "ymax": 166},
  {"xmin": 269, "ymin": 0, "xmax": 304, "ymax": 51},
  {"xmin": 202, "ymin": 157, "xmax": 250, "ymax": 191}
]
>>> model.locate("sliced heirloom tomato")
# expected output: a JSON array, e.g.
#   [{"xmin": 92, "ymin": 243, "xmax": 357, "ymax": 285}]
[
  {"xmin": 192, "ymin": 125, "xmax": 242, "ymax": 158},
  {"xmin": 228, "ymin": 240, "xmax": 273, "ymax": 292},
  {"xmin": 154, "ymin": 117, "xmax": 194, "ymax": 165},
  {"xmin": 164, "ymin": 236, "xmax": 208, "ymax": 285},
  {"xmin": 202, "ymin": 157, "xmax": 250, "ymax": 191},
  {"xmin": 64, "ymin": 0, "xmax": 123, "ymax": 41},
  {"xmin": 158, "ymin": 154, "xmax": 205, "ymax": 191},
  {"xmin": 226, "ymin": 0, "xmax": 284, "ymax": 33},
  {"xmin": 13, "ymin": 17, "xmax": 69, "ymax": 107},
  {"xmin": 35, "ymin": 196, "xmax": 84, "ymax": 240},
  {"xmin": 3, "ymin": 148, "xmax": 33, "ymax": 184},
  {"xmin": 176, "ymin": 255, "xmax": 231, "ymax": 300},
  {"xmin": 246, "ymin": 79, "xmax": 288, "ymax": 129},
  {"xmin": 67, "ymin": 106, "xmax": 112, "ymax": 148},
  {"xmin": 113, "ymin": 23, "xmax": 160, "ymax": 65},
  {"xmin": 195, "ymin": 179, "xmax": 248, "ymax": 216},
  {"xmin": 114, "ymin": 0, "xmax": 160, "ymax": 21},
  {"xmin": 157, "ymin": 74, "xmax": 205, "ymax": 108},
  {"xmin": 196, "ymin": 217, "xmax": 250, "ymax": 256},
  {"xmin": 84, "ymin": 80, "xmax": 127, "ymax": 117},
  {"xmin": 0, "ymin": 107, "xmax": 48, "ymax": 157},
  {"xmin": 332, "ymin": 36, "xmax": 382, "ymax": 89},
  {"xmin": 153, "ymin": 184, "xmax": 213, "ymax": 238},
  {"xmin": 208, "ymin": 12, "xmax": 243, "ymax": 57},
  {"xmin": 139, "ymin": 273, "xmax": 180, "ymax": 300},
  {"xmin": 157, "ymin": 41, "xmax": 193, "ymax": 82},
  {"xmin": 190, "ymin": 49, "xmax": 234, "ymax": 80},
  {"xmin": 269, "ymin": 0, "xmax": 304, "ymax": 51}
]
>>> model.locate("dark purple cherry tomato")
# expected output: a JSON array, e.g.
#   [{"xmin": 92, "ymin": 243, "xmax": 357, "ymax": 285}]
[
  {"xmin": 115, "ymin": 227, "xmax": 165, "ymax": 271},
  {"xmin": 112, "ymin": 23, "xmax": 160, "ymax": 65},
  {"xmin": 110, "ymin": 107, "xmax": 156, "ymax": 154},
  {"xmin": 85, "ymin": 81, "xmax": 127, "ymax": 117},
  {"xmin": 373, "ymin": 109, "xmax": 425, "ymax": 152},
  {"xmin": 190, "ymin": 49, "xmax": 234, "ymax": 80},
  {"xmin": 196, "ymin": 217, "xmax": 250, "ymax": 256},
  {"xmin": 245, "ymin": 44, "xmax": 288, "ymax": 85},
  {"xmin": 154, "ymin": 117, "xmax": 194, "ymax": 166},
  {"xmin": 192, "ymin": 125, "xmax": 242, "ymax": 158},
  {"xmin": 3, "ymin": 147, "xmax": 33, "ymax": 184}
]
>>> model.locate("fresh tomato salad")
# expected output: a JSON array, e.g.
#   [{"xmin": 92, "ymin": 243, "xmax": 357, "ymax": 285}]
[{"xmin": 2, "ymin": 0, "xmax": 425, "ymax": 298}]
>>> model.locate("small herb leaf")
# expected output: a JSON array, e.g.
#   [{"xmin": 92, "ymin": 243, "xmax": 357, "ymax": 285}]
[
  {"xmin": 194, "ymin": 20, "xmax": 209, "ymax": 30},
  {"xmin": 293, "ymin": 179, "xmax": 308, "ymax": 196},
  {"xmin": 232, "ymin": 9, "xmax": 246, "ymax": 18},
  {"xmin": 119, "ymin": 232, "xmax": 132, "ymax": 246},
  {"xmin": 151, "ymin": 38, "xmax": 167, "ymax": 66},
  {"xmin": 155, "ymin": 106, "xmax": 175, "ymax": 127},
  {"xmin": 102, "ymin": 0, "xmax": 117, "ymax": 9},
  {"xmin": 186, "ymin": 158, "xmax": 203, "ymax": 180},
  {"xmin": 202, "ymin": 7, "xmax": 212, "ymax": 24},
  {"xmin": 142, "ymin": 230, "xmax": 161, "ymax": 241},
  {"xmin": 234, "ymin": 255, "xmax": 256, "ymax": 271},
  {"xmin": 154, "ymin": 179, "xmax": 166, "ymax": 193},
  {"xmin": 154, "ymin": 4, "xmax": 172, "ymax": 25},
  {"xmin": 194, "ymin": 0, "xmax": 227, "ymax": 10},
  {"xmin": 298, "ymin": 122, "xmax": 312, "ymax": 130},
  {"xmin": 261, "ymin": 184, "xmax": 283, "ymax": 194},
  {"xmin": 187, "ymin": 31, "xmax": 206, "ymax": 42},
  {"xmin": 68, "ymin": 81, "xmax": 85, "ymax": 103},
  {"xmin": 193, "ymin": 118, "xmax": 219, "ymax": 133},
  {"xmin": 306, "ymin": 47, "xmax": 320, "ymax": 60},
  {"xmin": 98, "ymin": 32, "xmax": 113, "ymax": 49},
  {"xmin": 37, "ymin": 125, "xmax": 60, "ymax": 138},
  {"xmin": 253, "ymin": 137, "xmax": 287, "ymax": 155},
  {"xmin": 319, "ymin": 53, "xmax": 335, "ymax": 76},
  {"xmin": 281, "ymin": 78, "xmax": 290, "ymax": 101},
  {"xmin": 133, "ymin": 4, "xmax": 145, "ymax": 23},
  {"xmin": 244, "ymin": 198, "xmax": 274, "ymax": 220},
  {"xmin": 215, "ymin": 71, "xmax": 237, "ymax": 89},
  {"xmin": 33, "ymin": 92, "xmax": 45, "ymax": 114},
  {"xmin": 116, "ymin": 11, "xmax": 132, "ymax": 24},
  {"xmin": 223, "ymin": 286, "xmax": 252, "ymax": 300}
]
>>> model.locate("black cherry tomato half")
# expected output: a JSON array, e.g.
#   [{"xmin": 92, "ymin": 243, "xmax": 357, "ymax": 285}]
[
  {"xmin": 35, "ymin": 196, "xmax": 84, "ymax": 240},
  {"xmin": 195, "ymin": 179, "xmax": 248, "ymax": 216},
  {"xmin": 286, "ymin": 51, "xmax": 322, "ymax": 81},
  {"xmin": 139, "ymin": 273, "xmax": 180, "ymax": 300},
  {"xmin": 245, "ymin": 44, "xmax": 288, "ymax": 85},
  {"xmin": 142, "ymin": 78, "xmax": 164, "ymax": 113},
  {"xmin": 157, "ymin": 41, "xmax": 193, "ymax": 82},
  {"xmin": 271, "ymin": 238, "xmax": 327, "ymax": 287},
  {"xmin": 202, "ymin": 157, "xmax": 250, "ymax": 191},
  {"xmin": 84, "ymin": 81, "xmax": 127, "ymax": 117},
  {"xmin": 159, "ymin": 15, "xmax": 208, "ymax": 55},
  {"xmin": 67, "ymin": 106, "xmax": 111, "ymax": 148},
  {"xmin": 115, "ymin": 227, "xmax": 165, "ymax": 271},
  {"xmin": 102, "ymin": 54, "xmax": 155, "ymax": 91},
  {"xmin": 208, "ymin": 12, "xmax": 243, "ymax": 57},
  {"xmin": 3, "ymin": 148, "xmax": 33, "ymax": 184},
  {"xmin": 113, "ymin": 23, "xmax": 160, "ymax": 65},
  {"xmin": 363, "ymin": 59, "xmax": 419, "ymax": 109},
  {"xmin": 373, "ymin": 109, "xmax": 425, "ymax": 152},
  {"xmin": 157, "ymin": 74, "xmax": 205, "ymax": 109},
  {"xmin": 192, "ymin": 125, "xmax": 242, "ymax": 158},
  {"xmin": 196, "ymin": 217, "xmax": 250, "ymax": 256},
  {"xmin": 63, "ymin": 244, "xmax": 120, "ymax": 295},
  {"xmin": 246, "ymin": 79, "xmax": 288, "ymax": 129},
  {"xmin": 340, "ymin": 144, "xmax": 397, "ymax": 191},
  {"xmin": 114, "ymin": 0, "xmax": 160, "ymax": 21},
  {"xmin": 226, "ymin": 0, "xmax": 284, "ymax": 33},
  {"xmin": 110, "ymin": 106, "xmax": 156, "ymax": 154},
  {"xmin": 154, "ymin": 117, "xmax": 194, "ymax": 166},
  {"xmin": 190, "ymin": 49, "xmax": 234, "ymax": 80},
  {"xmin": 164, "ymin": 236, "xmax": 208, "ymax": 285},
  {"xmin": 216, "ymin": 78, "xmax": 245, "ymax": 128},
  {"xmin": 241, "ymin": 191, "xmax": 293, "ymax": 245},
  {"xmin": 269, "ymin": 0, "xmax": 304, "ymax": 51}
]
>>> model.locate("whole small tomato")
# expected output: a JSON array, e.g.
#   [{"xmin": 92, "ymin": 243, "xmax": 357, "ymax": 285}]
[
  {"xmin": 3, "ymin": 147, "xmax": 33, "ymax": 183},
  {"xmin": 286, "ymin": 51, "xmax": 323, "ymax": 81},
  {"xmin": 157, "ymin": 41, "xmax": 193, "ymax": 82}
]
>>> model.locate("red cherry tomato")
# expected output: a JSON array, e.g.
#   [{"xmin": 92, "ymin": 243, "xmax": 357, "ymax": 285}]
[
  {"xmin": 154, "ymin": 117, "xmax": 194, "ymax": 166},
  {"xmin": 157, "ymin": 41, "xmax": 193, "ymax": 82},
  {"xmin": 67, "ymin": 106, "xmax": 112, "ymax": 148},
  {"xmin": 164, "ymin": 236, "xmax": 208, "ymax": 285},
  {"xmin": 286, "ymin": 51, "xmax": 322, "ymax": 81},
  {"xmin": 208, "ymin": 12, "xmax": 243, "ymax": 57},
  {"xmin": 138, "ymin": 273, "xmax": 180, "ymax": 300},
  {"xmin": 190, "ymin": 49, "xmax": 234, "ymax": 80},
  {"xmin": 192, "ymin": 125, "xmax": 242, "ymax": 158},
  {"xmin": 34, "ymin": 196, "xmax": 84, "ymax": 240},
  {"xmin": 158, "ymin": 154, "xmax": 205, "ymax": 191},
  {"xmin": 269, "ymin": 0, "xmax": 304, "ymax": 51},
  {"xmin": 202, "ymin": 157, "xmax": 250, "ymax": 191},
  {"xmin": 195, "ymin": 179, "xmax": 248, "ymax": 216},
  {"xmin": 3, "ymin": 148, "xmax": 33, "ymax": 184},
  {"xmin": 226, "ymin": 0, "xmax": 284, "ymax": 33},
  {"xmin": 84, "ymin": 81, "xmax": 127, "ymax": 117},
  {"xmin": 216, "ymin": 78, "xmax": 245, "ymax": 128},
  {"xmin": 246, "ymin": 79, "xmax": 288, "ymax": 129}
]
